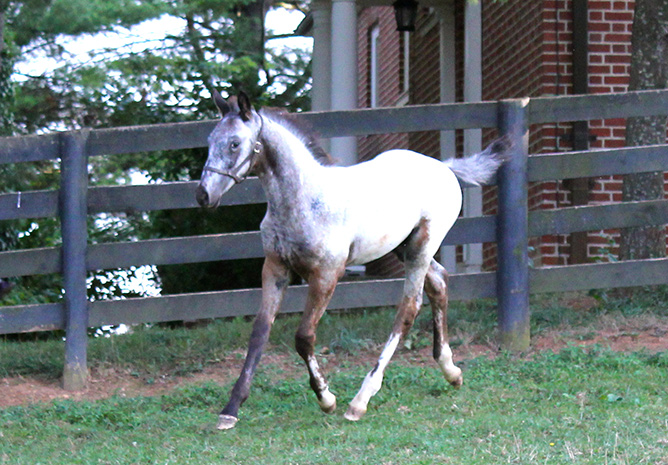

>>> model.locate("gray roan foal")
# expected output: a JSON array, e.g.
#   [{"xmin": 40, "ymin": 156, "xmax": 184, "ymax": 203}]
[{"xmin": 196, "ymin": 90, "xmax": 507, "ymax": 430}]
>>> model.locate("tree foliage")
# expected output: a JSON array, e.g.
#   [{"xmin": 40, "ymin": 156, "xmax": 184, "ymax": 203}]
[{"xmin": 1, "ymin": 0, "xmax": 312, "ymax": 302}]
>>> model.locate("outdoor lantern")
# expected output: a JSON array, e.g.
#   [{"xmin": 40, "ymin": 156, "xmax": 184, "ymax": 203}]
[{"xmin": 393, "ymin": 0, "xmax": 418, "ymax": 32}]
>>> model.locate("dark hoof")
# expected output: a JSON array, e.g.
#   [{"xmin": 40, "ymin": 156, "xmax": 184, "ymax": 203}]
[{"xmin": 449, "ymin": 376, "xmax": 463, "ymax": 388}]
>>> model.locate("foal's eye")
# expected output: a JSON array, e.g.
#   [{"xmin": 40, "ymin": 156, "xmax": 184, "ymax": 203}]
[{"xmin": 230, "ymin": 140, "xmax": 240, "ymax": 151}]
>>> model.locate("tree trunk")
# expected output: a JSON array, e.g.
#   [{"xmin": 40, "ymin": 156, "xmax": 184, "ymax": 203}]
[
  {"xmin": 0, "ymin": 8, "xmax": 15, "ymax": 136},
  {"xmin": 619, "ymin": 0, "xmax": 668, "ymax": 260}
]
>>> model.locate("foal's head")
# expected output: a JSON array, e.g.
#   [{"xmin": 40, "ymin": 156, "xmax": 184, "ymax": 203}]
[{"xmin": 196, "ymin": 90, "xmax": 262, "ymax": 208}]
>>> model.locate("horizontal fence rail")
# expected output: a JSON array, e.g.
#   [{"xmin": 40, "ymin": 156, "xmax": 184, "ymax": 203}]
[
  {"xmin": 4, "ymin": 89, "xmax": 668, "ymax": 164},
  {"xmin": 2, "ymin": 197, "xmax": 667, "ymax": 278},
  {"xmin": 2, "ymin": 89, "xmax": 668, "ymax": 385},
  {"xmin": 528, "ymin": 89, "xmax": 668, "ymax": 124},
  {"xmin": 3, "ymin": 142, "xmax": 668, "ymax": 221},
  {"xmin": 528, "ymin": 144, "xmax": 668, "ymax": 181},
  {"xmin": 4, "ymin": 256, "xmax": 668, "ymax": 336}
]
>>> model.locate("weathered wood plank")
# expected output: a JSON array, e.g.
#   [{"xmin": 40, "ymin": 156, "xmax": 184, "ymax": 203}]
[
  {"xmin": 4, "ymin": 257, "xmax": 668, "ymax": 334},
  {"xmin": 300, "ymin": 101, "xmax": 499, "ymax": 137},
  {"xmin": 528, "ymin": 144, "xmax": 668, "ymax": 182},
  {"xmin": 87, "ymin": 120, "xmax": 217, "ymax": 156},
  {"xmin": 529, "ymin": 199, "xmax": 668, "ymax": 236},
  {"xmin": 0, "ymin": 303, "xmax": 63, "ymax": 334},
  {"xmin": 443, "ymin": 215, "xmax": 497, "ymax": 246},
  {"xmin": 0, "ymin": 215, "xmax": 499, "ymax": 278},
  {"xmin": 0, "ymin": 176, "xmax": 497, "ymax": 223},
  {"xmin": 529, "ymin": 90, "xmax": 668, "ymax": 124},
  {"xmin": 87, "ymin": 178, "xmax": 266, "ymax": 213},
  {"xmin": 0, "ymin": 232, "xmax": 267, "ymax": 278},
  {"xmin": 530, "ymin": 257, "xmax": 668, "ymax": 293},
  {"xmin": 0, "ymin": 133, "xmax": 60, "ymax": 164},
  {"xmin": 86, "ymin": 102, "xmax": 498, "ymax": 155},
  {"xmin": 3, "ymin": 90, "xmax": 668, "ymax": 167},
  {"xmin": 0, "ymin": 189, "xmax": 58, "ymax": 220},
  {"xmin": 88, "ymin": 272, "xmax": 497, "ymax": 327},
  {"xmin": 0, "ymin": 179, "xmax": 265, "ymax": 221},
  {"xmin": 0, "ymin": 272, "xmax": 495, "ymax": 333},
  {"xmin": 0, "ymin": 247, "xmax": 60, "ymax": 277},
  {"xmin": 3, "ymin": 198, "xmax": 665, "ymax": 278},
  {"xmin": 88, "ymin": 231, "xmax": 264, "ymax": 270},
  {"xmin": 0, "ymin": 102, "xmax": 499, "ymax": 167}
]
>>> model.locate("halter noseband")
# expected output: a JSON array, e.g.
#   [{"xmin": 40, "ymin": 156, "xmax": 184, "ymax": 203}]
[{"xmin": 202, "ymin": 114, "xmax": 263, "ymax": 185}]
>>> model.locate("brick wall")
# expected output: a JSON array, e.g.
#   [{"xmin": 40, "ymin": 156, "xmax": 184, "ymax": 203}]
[
  {"xmin": 481, "ymin": 0, "xmax": 546, "ymax": 269},
  {"xmin": 542, "ymin": 0, "xmax": 668, "ymax": 263},
  {"xmin": 482, "ymin": 0, "xmax": 667, "ymax": 269},
  {"xmin": 357, "ymin": 6, "xmax": 409, "ymax": 163},
  {"xmin": 408, "ymin": 8, "xmax": 442, "ymax": 158},
  {"xmin": 356, "ymin": 1, "xmax": 666, "ymax": 274},
  {"xmin": 357, "ymin": 6, "xmax": 445, "ymax": 161}
]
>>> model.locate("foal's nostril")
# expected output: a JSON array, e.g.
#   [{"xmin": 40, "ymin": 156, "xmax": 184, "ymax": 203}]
[{"xmin": 195, "ymin": 184, "xmax": 209, "ymax": 207}]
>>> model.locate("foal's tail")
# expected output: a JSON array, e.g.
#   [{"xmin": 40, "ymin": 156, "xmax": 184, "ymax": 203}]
[{"xmin": 443, "ymin": 137, "xmax": 510, "ymax": 186}]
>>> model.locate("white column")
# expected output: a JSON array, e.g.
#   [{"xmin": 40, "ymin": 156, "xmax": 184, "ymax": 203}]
[
  {"xmin": 438, "ymin": 4, "xmax": 457, "ymax": 272},
  {"xmin": 311, "ymin": 0, "xmax": 331, "ymax": 113},
  {"xmin": 330, "ymin": 0, "xmax": 358, "ymax": 166},
  {"xmin": 311, "ymin": 0, "xmax": 332, "ymax": 153},
  {"xmin": 462, "ymin": 0, "xmax": 483, "ymax": 273}
]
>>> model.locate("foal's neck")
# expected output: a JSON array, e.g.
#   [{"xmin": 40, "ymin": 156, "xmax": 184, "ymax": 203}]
[{"xmin": 257, "ymin": 117, "xmax": 326, "ymax": 205}]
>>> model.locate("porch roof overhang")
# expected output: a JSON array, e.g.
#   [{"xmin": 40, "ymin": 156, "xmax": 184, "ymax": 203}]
[{"xmin": 294, "ymin": 0, "xmax": 454, "ymax": 36}]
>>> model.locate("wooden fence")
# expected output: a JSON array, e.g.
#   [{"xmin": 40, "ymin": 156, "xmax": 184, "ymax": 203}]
[{"xmin": 1, "ymin": 89, "xmax": 668, "ymax": 389}]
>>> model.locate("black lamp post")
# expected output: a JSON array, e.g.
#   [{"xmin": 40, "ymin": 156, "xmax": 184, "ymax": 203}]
[{"xmin": 393, "ymin": 0, "xmax": 419, "ymax": 32}]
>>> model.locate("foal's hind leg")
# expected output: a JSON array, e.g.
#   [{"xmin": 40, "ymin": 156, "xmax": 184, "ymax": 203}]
[
  {"xmin": 425, "ymin": 259, "xmax": 462, "ymax": 387},
  {"xmin": 345, "ymin": 256, "xmax": 430, "ymax": 421},
  {"xmin": 295, "ymin": 267, "xmax": 344, "ymax": 414}
]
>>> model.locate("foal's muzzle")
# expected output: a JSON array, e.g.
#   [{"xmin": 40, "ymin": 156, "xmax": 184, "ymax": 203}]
[{"xmin": 195, "ymin": 184, "xmax": 209, "ymax": 207}]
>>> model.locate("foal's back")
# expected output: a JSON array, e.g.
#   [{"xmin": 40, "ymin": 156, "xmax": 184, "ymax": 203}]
[{"xmin": 324, "ymin": 149, "xmax": 463, "ymax": 266}]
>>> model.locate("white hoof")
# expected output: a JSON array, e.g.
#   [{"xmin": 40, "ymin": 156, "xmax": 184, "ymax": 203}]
[
  {"xmin": 318, "ymin": 389, "xmax": 337, "ymax": 414},
  {"xmin": 344, "ymin": 404, "xmax": 366, "ymax": 422},
  {"xmin": 446, "ymin": 366, "xmax": 463, "ymax": 387},
  {"xmin": 217, "ymin": 414, "xmax": 239, "ymax": 430}
]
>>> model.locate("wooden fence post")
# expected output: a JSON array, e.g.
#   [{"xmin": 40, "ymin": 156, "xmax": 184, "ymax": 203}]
[
  {"xmin": 59, "ymin": 130, "xmax": 90, "ymax": 390},
  {"xmin": 496, "ymin": 99, "xmax": 530, "ymax": 351}
]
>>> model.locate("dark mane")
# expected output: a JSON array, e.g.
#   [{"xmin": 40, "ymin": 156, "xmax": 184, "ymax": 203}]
[{"xmin": 260, "ymin": 108, "xmax": 335, "ymax": 166}]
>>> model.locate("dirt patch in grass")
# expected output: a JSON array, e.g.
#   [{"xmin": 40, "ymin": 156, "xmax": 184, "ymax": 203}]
[{"xmin": 3, "ymin": 317, "xmax": 668, "ymax": 408}]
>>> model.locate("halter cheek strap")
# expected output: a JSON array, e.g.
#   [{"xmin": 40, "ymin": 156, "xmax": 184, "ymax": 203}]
[
  {"xmin": 203, "ymin": 115, "xmax": 264, "ymax": 185},
  {"xmin": 202, "ymin": 141, "xmax": 262, "ymax": 184}
]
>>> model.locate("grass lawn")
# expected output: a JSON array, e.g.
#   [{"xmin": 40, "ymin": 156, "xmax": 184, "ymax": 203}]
[
  {"xmin": 2, "ymin": 348, "xmax": 668, "ymax": 464},
  {"xmin": 2, "ymin": 288, "xmax": 668, "ymax": 464}
]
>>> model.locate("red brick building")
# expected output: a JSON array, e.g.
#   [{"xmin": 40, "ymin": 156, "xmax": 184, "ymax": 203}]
[{"xmin": 352, "ymin": 0, "xmax": 667, "ymax": 272}]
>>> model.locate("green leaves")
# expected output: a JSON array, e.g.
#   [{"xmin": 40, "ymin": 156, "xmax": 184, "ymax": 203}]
[
  {"xmin": 2, "ymin": 0, "xmax": 312, "ymax": 302},
  {"xmin": 6, "ymin": 0, "xmax": 167, "ymax": 46}
]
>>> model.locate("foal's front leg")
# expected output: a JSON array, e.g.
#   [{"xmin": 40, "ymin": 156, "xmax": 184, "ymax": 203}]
[
  {"xmin": 217, "ymin": 255, "xmax": 290, "ymax": 430},
  {"xmin": 295, "ymin": 268, "xmax": 343, "ymax": 414}
]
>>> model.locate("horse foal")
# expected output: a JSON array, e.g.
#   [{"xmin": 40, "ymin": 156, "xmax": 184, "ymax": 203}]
[{"xmin": 196, "ymin": 90, "xmax": 507, "ymax": 429}]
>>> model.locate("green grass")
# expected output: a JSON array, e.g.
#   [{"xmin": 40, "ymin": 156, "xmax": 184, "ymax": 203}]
[
  {"xmin": 2, "ymin": 347, "xmax": 668, "ymax": 464},
  {"xmin": 0, "ymin": 306, "xmax": 404, "ymax": 381},
  {"xmin": 2, "ymin": 287, "xmax": 668, "ymax": 381},
  {"xmin": 2, "ymin": 288, "xmax": 668, "ymax": 464}
]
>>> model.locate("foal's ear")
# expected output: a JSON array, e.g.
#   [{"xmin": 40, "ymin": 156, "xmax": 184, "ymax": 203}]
[
  {"xmin": 237, "ymin": 91, "xmax": 253, "ymax": 122},
  {"xmin": 212, "ymin": 88, "xmax": 231, "ymax": 117}
]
